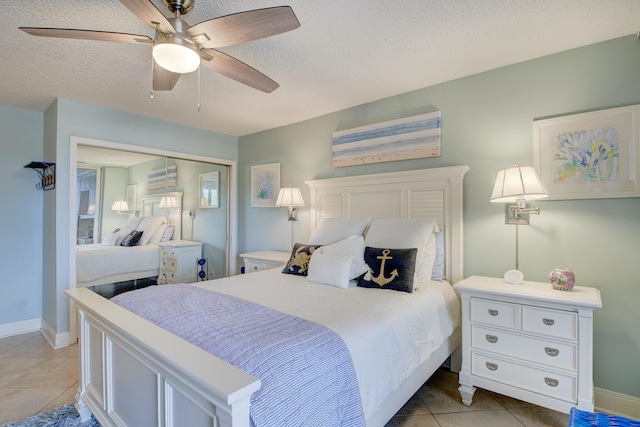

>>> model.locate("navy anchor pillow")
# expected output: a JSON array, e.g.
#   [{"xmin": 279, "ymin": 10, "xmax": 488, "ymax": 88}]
[
  {"xmin": 282, "ymin": 243, "xmax": 322, "ymax": 276},
  {"xmin": 358, "ymin": 247, "xmax": 418, "ymax": 293}
]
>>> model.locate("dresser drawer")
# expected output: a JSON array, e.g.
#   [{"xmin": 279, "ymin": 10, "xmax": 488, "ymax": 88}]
[
  {"xmin": 471, "ymin": 324, "xmax": 577, "ymax": 371},
  {"xmin": 470, "ymin": 298, "xmax": 518, "ymax": 329},
  {"xmin": 165, "ymin": 257, "xmax": 177, "ymax": 271},
  {"xmin": 472, "ymin": 352, "xmax": 577, "ymax": 403},
  {"xmin": 522, "ymin": 305, "xmax": 577, "ymax": 340}
]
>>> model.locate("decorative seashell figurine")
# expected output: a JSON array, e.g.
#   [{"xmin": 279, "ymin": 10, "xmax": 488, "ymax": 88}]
[{"xmin": 549, "ymin": 268, "xmax": 575, "ymax": 291}]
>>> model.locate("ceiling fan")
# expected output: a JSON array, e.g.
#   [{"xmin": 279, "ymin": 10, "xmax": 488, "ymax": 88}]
[{"xmin": 19, "ymin": 0, "xmax": 300, "ymax": 93}]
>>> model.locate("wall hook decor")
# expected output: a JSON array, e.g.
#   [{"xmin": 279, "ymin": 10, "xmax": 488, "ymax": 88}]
[{"xmin": 24, "ymin": 161, "xmax": 55, "ymax": 191}]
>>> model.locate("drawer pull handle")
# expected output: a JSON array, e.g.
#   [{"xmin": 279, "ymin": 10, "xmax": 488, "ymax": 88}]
[
  {"xmin": 488, "ymin": 309, "xmax": 499, "ymax": 316},
  {"xmin": 485, "ymin": 362, "xmax": 498, "ymax": 371},
  {"xmin": 485, "ymin": 335, "xmax": 498, "ymax": 343},
  {"xmin": 544, "ymin": 377, "xmax": 559, "ymax": 387},
  {"xmin": 542, "ymin": 318, "xmax": 555, "ymax": 326},
  {"xmin": 545, "ymin": 347, "xmax": 559, "ymax": 357}
]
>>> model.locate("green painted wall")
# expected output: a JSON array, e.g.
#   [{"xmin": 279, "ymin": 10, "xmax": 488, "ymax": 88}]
[{"xmin": 239, "ymin": 35, "xmax": 640, "ymax": 398}]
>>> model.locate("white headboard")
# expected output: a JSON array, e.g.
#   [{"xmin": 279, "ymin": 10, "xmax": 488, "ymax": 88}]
[
  {"xmin": 139, "ymin": 192, "xmax": 183, "ymax": 240},
  {"xmin": 305, "ymin": 166, "xmax": 469, "ymax": 284}
]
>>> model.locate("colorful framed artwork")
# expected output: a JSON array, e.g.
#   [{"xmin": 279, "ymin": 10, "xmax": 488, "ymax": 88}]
[
  {"xmin": 199, "ymin": 171, "xmax": 219, "ymax": 208},
  {"xmin": 533, "ymin": 104, "xmax": 640, "ymax": 200},
  {"xmin": 251, "ymin": 163, "xmax": 280, "ymax": 207},
  {"xmin": 331, "ymin": 111, "xmax": 441, "ymax": 168}
]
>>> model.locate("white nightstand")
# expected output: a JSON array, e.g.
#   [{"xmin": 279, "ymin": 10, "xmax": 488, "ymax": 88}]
[
  {"xmin": 239, "ymin": 251, "xmax": 290, "ymax": 273},
  {"xmin": 454, "ymin": 275, "xmax": 602, "ymax": 414},
  {"xmin": 158, "ymin": 240, "xmax": 203, "ymax": 284}
]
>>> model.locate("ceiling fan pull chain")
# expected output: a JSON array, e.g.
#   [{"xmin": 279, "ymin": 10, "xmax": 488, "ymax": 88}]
[
  {"xmin": 149, "ymin": 58, "xmax": 155, "ymax": 100},
  {"xmin": 196, "ymin": 66, "xmax": 201, "ymax": 112}
]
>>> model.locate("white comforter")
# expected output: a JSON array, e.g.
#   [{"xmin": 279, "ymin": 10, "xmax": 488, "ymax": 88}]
[
  {"xmin": 193, "ymin": 268, "xmax": 460, "ymax": 418},
  {"xmin": 76, "ymin": 243, "xmax": 160, "ymax": 284}
]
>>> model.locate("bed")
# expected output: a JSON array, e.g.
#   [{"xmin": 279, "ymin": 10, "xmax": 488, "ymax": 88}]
[
  {"xmin": 74, "ymin": 192, "xmax": 183, "ymax": 287},
  {"xmin": 66, "ymin": 165, "xmax": 470, "ymax": 427}
]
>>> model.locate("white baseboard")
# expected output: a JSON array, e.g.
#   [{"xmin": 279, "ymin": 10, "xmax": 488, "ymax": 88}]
[
  {"xmin": 0, "ymin": 318, "xmax": 41, "ymax": 338},
  {"xmin": 40, "ymin": 318, "xmax": 70, "ymax": 349},
  {"xmin": 596, "ymin": 387, "xmax": 640, "ymax": 420}
]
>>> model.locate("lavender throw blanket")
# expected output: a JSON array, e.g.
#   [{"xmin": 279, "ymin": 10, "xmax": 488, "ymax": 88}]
[{"xmin": 111, "ymin": 284, "xmax": 365, "ymax": 427}]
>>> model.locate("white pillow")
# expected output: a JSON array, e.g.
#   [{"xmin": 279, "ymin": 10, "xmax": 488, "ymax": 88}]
[
  {"xmin": 307, "ymin": 252, "xmax": 353, "ymax": 289},
  {"xmin": 102, "ymin": 233, "xmax": 119, "ymax": 246},
  {"xmin": 307, "ymin": 218, "xmax": 370, "ymax": 245},
  {"xmin": 135, "ymin": 216, "xmax": 166, "ymax": 246},
  {"xmin": 316, "ymin": 235, "xmax": 368, "ymax": 280},
  {"xmin": 431, "ymin": 230, "xmax": 445, "ymax": 281},
  {"xmin": 161, "ymin": 225, "xmax": 174, "ymax": 242},
  {"xmin": 148, "ymin": 223, "xmax": 168, "ymax": 244},
  {"xmin": 364, "ymin": 218, "xmax": 438, "ymax": 284},
  {"xmin": 125, "ymin": 216, "xmax": 144, "ymax": 230}
]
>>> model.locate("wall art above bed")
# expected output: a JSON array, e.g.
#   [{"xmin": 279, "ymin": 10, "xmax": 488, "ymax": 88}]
[
  {"xmin": 331, "ymin": 111, "xmax": 441, "ymax": 167},
  {"xmin": 148, "ymin": 165, "xmax": 177, "ymax": 190},
  {"xmin": 533, "ymin": 104, "xmax": 640, "ymax": 200}
]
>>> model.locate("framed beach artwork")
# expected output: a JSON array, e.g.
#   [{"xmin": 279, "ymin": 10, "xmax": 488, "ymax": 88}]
[
  {"xmin": 148, "ymin": 165, "xmax": 177, "ymax": 190},
  {"xmin": 533, "ymin": 104, "xmax": 640, "ymax": 200},
  {"xmin": 199, "ymin": 171, "xmax": 219, "ymax": 208},
  {"xmin": 331, "ymin": 111, "xmax": 441, "ymax": 168},
  {"xmin": 125, "ymin": 183, "xmax": 138, "ymax": 211},
  {"xmin": 251, "ymin": 163, "xmax": 280, "ymax": 207}
]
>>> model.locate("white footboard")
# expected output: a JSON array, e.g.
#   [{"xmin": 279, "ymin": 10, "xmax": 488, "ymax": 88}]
[{"xmin": 66, "ymin": 288, "xmax": 261, "ymax": 427}]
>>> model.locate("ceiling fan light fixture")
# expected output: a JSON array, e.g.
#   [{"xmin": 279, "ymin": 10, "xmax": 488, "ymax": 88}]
[{"xmin": 153, "ymin": 36, "xmax": 200, "ymax": 74}]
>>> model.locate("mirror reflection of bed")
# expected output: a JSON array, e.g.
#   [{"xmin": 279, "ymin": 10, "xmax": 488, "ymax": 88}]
[{"xmin": 74, "ymin": 145, "xmax": 230, "ymax": 298}]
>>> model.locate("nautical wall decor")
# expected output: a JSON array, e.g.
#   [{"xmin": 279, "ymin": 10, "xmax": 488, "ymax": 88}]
[{"xmin": 331, "ymin": 111, "xmax": 441, "ymax": 167}]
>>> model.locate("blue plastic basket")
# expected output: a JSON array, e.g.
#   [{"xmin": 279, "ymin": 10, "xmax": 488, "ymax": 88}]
[{"xmin": 569, "ymin": 408, "xmax": 640, "ymax": 427}]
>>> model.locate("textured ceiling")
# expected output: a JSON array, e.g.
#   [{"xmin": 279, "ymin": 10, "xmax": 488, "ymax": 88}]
[{"xmin": 1, "ymin": 1, "xmax": 639, "ymax": 137}]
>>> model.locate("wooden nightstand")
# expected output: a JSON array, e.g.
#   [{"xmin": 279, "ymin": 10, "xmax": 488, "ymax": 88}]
[
  {"xmin": 454, "ymin": 275, "xmax": 602, "ymax": 414},
  {"xmin": 158, "ymin": 240, "xmax": 203, "ymax": 284},
  {"xmin": 239, "ymin": 251, "xmax": 290, "ymax": 273}
]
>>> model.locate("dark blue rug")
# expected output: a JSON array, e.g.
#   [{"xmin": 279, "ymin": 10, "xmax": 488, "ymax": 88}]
[{"xmin": 1, "ymin": 404, "xmax": 101, "ymax": 427}]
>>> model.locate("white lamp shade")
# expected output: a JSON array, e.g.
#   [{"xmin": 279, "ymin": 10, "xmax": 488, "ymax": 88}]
[
  {"xmin": 490, "ymin": 165, "xmax": 549, "ymax": 203},
  {"xmin": 159, "ymin": 196, "xmax": 180, "ymax": 209},
  {"xmin": 111, "ymin": 200, "xmax": 129, "ymax": 211},
  {"xmin": 153, "ymin": 39, "xmax": 201, "ymax": 74},
  {"xmin": 276, "ymin": 187, "xmax": 304, "ymax": 207}
]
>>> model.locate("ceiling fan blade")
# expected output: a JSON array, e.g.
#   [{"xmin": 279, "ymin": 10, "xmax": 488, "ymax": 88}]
[
  {"xmin": 188, "ymin": 6, "xmax": 300, "ymax": 48},
  {"xmin": 119, "ymin": 0, "xmax": 175, "ymax": 33},
  {"xmin": 200, "ymin": 48, "xmax": 279, "ymax": 93},
  {"xmin": 19, "ymin": 27, "xmax": 152, "ymax": 43},
  {"xmin": 153, "ymin": 61, "xmax": 180, "ymax": 91}
]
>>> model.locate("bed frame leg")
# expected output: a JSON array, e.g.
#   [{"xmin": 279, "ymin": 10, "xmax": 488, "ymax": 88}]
[{"xmin": 74, "ymin": 391, "xmax": 92, "ymax": 423}]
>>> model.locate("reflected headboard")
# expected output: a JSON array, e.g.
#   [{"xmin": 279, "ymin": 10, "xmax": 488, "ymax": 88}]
[
  {"xmin": 139, "ymin": 192, "xmax": 183, "ymax": 241},
  {"xmin": 305, "ymin": 166, "xmax": 469, "ymax": 284}
]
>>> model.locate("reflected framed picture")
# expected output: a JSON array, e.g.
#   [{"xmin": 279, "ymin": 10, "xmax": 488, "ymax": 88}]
[
  {"xmin": 126, "ymin": 183, "xmax": 137, "ymax": 210},
  {"xmin": 533, "ymin": 104, "xmax": 640, "ymax": 200},
  {"xmin": 199, "ymin": 171, "xmax": 219, "ymax": 208},
  {"xmin": 251, "ymin": 163, "xmax": 280, "ymax": 207}
]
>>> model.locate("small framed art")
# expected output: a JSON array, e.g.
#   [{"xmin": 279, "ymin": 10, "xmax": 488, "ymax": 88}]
[
  {"xmin": 251, "ymin": 163, "xmax": 280, "ymax": 207},
  {"xmin": 199, "ymin": 171, "xmax": 219, "ymax": 208}
]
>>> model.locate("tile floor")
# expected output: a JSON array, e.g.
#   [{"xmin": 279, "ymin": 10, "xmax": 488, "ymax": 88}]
[{"xmin": 0, "ymin": 331, "xmax": 569, "ymax": 426}]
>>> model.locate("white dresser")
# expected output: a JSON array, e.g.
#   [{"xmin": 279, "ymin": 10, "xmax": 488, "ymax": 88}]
[
  {"xmin": 158, "ymin": 240, "xmax": 203, "ymax": 284},
  {"xmin": 239, "ymin": 251, "xmax": 290, "ymax": 273},
  {"xmin": 454, "ymin": 275, "xmax": 602, "ymax": 414}
]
